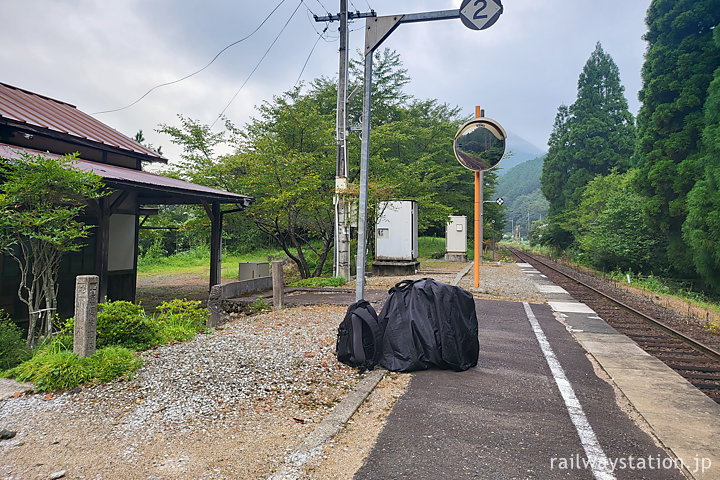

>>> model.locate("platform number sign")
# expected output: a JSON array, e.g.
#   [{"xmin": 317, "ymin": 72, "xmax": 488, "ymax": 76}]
[{"xmin": 459, "ymin": 0, "xmax": 503, "ymax": 31}]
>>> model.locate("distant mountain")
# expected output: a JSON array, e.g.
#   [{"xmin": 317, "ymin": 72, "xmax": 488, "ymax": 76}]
[
  {"xmin": 497, "ymin": 154, "xmax": 544, "ymax": 199},
  {"xmin": 496, "ymin": 155, "xmax": 549, "ymax": 235},
  {"xmin": 495, "ymin": 132, "xmax": 545, "ymax": 175}
]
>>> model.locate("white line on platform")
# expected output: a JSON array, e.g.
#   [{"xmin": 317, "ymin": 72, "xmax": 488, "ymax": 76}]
[
  {"xmin": 548, "ymin": 301, "xmax": 596, "ymax": 314},
  {"xmin": 535, "ymin": 284, "xmax": 568, "ymax": 294},
  {"xmin": 523, "ymin": 302, "xmax": 616, "ymax": 480}
]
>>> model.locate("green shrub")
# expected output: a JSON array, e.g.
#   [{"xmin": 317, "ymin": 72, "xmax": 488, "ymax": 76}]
[
  {"xmin": 86, "ymin": 346, "xmax": 142, "ymax": 382},
  {"xmin": 289, "ymin": 276, "xmax": 347, "ymax": 288},
  {"xmin": 97, "ymin": 300, "xmax": 156, "ymax": 349},
  {"xmin": 0, "ymin": 311, "xmax": 30, "ymax": 371},
  {"xmin": 153, "ymin": 298, "xmax": 208, "ymax": 344},
  {"xmin": 155, "ymin": 298, "xmax": 207, "ymax": 325},
  {"xmin": 248, "ymin": 298, "xmax": 271, "ymax": 313}
]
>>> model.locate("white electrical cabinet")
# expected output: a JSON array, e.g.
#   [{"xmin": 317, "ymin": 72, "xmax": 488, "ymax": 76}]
[
  {"xmin": 375, "ymin": 200, "xmax": 418, "ymax": 261},
  {"xmin": 446, "ymin": 216, "xmax": 467, "ymax": 253}
]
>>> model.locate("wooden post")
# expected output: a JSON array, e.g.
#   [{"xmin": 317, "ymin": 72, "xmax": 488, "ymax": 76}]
[
  {"xmin": 272, "ymin": 261, "xmax": 284, "ymax": 309},
  {"xmin": 209, "ymin": 202, "xmax": 222, "ymax": 291},
  {"xmin": 95, "ymin": 199, "xmax": 110, "ymax": 302},
  {"xmin": 74, "ymin": 275, "xmax": 99, "ymax": 357}
]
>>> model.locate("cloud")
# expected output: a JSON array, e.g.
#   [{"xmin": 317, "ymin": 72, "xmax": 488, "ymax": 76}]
[{"xmin": 1, "ymin": 0, "xmax": 650, "ymax": 159}]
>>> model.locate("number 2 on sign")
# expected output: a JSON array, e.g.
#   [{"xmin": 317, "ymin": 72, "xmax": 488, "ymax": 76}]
[{"xmin": 473, "ymin": 0, "xmax": 488, "ymax": 19}]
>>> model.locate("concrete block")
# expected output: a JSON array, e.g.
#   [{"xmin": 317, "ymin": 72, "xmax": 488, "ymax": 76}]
[{"xmin": 238, "ymin": 262, "xmax": 270, "ymax": 281}]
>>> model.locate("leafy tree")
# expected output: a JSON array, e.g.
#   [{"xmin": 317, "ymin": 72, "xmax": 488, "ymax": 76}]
[
  {"xmin": 221, "ymin": 87, "xmax": 337, "ymax": 278},
  {"xmin": 573, "ymin": 171, "xmax": 661, "ymax": 271},
  {"xmin": 133, "ymin": 129, "xmax": 163, "ymax": 156},
  {"xmin": 155, "ymin": 116, "xmax": 268, "ymax": 256},
  {"xmin": 348, "ymin": 48, "xmax": 410, "ymax": 126},
  {"xmin": 155, "ymin": 49, "xmax": 503, "ymax": 270},
  {"xmin": 0, "ymin": 153, "xmax": 106, "ymax": 347},
  {"xmin": 683, "ymin": 27, "xmax": 720, "ymax": 292},
  {"xmin": 633, "ymin": 0, "xmax": 720, "ymax": 275},
  {"xmin": 541, "ymin": 104, "xmax": 571, "ymax": 218},
  {"xmin": 157, "ymin": 115, "xmax": 231, "ymax": 185},
  {"xmin": 541, "ymin": 43, "xmax": 636, "ymax": 248}
]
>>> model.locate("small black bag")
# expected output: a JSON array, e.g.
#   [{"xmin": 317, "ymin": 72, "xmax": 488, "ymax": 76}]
[
  {"xmin": 379, "ymin": 278, "xmax": 478, "ymax": 372},
  {"xmin": 336, "ymin": 299, "xmax": 384, "ymax": 373}
]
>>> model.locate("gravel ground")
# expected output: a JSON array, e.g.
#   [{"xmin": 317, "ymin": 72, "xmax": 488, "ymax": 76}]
[
  {"xmin": 0, "ymin": 306, "xmax": 366, "ymax": 479},
  {"xmin": 352, "ymin": 261, "xmax": 545, "ymax": 304},
  {"xmin": 0, "ymin": 262, "xmax": 542, "ymax": 480}
]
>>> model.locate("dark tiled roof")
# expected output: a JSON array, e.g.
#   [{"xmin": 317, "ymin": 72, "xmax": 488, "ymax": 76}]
[
  {"xmin": 0, "ymin": 82, "xmax": 166, "ymax": 161},
  {"xmin": 0, "ymin": 143, "xmax": 251, "ymax": 205}
]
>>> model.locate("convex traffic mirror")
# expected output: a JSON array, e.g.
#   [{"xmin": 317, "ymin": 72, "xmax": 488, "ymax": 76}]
[{"xmin": 453, "ymin": 118, "xmax": 507, "ymax": 171}]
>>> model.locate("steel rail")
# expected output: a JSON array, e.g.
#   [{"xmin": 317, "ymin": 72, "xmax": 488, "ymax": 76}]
[{"xmin": 511, "ymin": 248, "xmax": 720, "ymax": 364}]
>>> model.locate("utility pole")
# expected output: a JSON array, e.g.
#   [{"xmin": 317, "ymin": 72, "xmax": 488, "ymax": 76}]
[
  {"xmin": 316, "ymin": 5, "xmax": 376, "ymax": 281},
  {"xmin": 334, "ymin": 0, "xmax": 350, "ymax": 280},
  {"xmin": 320, "ymin": 2, "xmax": 503, "ymax": 301},
  {"xmin": 527, "ymin": 211, "xmax": 530, "ymax": 241}
]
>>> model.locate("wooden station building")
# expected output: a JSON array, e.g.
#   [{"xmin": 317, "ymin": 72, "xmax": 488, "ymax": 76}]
[{"xmin": 0, "ymin": 82, "xmax": 252, "ymax": 319}]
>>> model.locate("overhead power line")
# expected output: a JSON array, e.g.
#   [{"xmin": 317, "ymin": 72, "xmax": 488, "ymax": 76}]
[
  {"xmin": 211, "ymin": 0, "xmax": 303, "ymax": 128},
  {"xmin": 310, "ymin": 0, "xmax": 331, "ymax": 16},
  {"xmin": 92, "ymin": 0, "xmax": 289, "ymax": 115},
  {"xmin": 295, "ymin": 24, "xmax": 329, "ymax": 86}
]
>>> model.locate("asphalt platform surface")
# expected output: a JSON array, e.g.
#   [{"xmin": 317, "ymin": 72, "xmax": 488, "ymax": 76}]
[{"xmin": 355, "ymin": 299, "xmax": 686, "ymax": 480}]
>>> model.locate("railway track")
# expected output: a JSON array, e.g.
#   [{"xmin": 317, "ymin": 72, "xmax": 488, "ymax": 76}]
[{"xmin": 510, "ymin": 247, "xmax": 720, "ymax": 404}]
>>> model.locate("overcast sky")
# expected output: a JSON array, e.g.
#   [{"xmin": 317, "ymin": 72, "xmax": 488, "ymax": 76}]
[{"xmin": 1, "ymin": 0, "xmax": 651, "ymax": 161}]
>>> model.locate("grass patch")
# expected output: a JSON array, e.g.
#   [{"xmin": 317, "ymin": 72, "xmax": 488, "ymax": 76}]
[
  {"xmin": 137, "ymin": 245, "xmax": 287, "ymax": 279},
  {"xmin": 419, "ymin": 236, "xmax": 446, "ymax": 259},
  {"xmin": 288, "ymin": 276, "xmax": 347, "ymax": 288},
  {"xmin": 6, "ymin": 346, "xmax": 141, "ymax": 392}
]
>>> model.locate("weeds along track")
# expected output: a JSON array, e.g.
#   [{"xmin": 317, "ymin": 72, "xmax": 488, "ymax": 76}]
[{"xmin": 510, "ymin": 248, "xmax": 720, "ymax": 404}]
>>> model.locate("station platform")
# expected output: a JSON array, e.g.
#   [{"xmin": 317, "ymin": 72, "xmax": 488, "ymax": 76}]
[{"xmin": 355, "ymin": 263, "xmax": 720, "ymax": 480}]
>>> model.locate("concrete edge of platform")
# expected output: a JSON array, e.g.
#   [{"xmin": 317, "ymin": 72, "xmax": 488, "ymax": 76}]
[
  {"xmin": 525, "ymin": 268, "xmax": 720, "ymax": 480},
  {"xmin": 268, "ymin": 368, "xmax": 386, "ymax": 480}
]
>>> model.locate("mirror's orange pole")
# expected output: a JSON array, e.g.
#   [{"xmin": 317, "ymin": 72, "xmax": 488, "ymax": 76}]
[{"xmin": 474, "ymin": 106, "xmax": 481, "ymax": 288}]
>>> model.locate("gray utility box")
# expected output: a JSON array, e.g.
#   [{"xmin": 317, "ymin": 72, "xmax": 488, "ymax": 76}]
[
  {"xmin": 375, "ymin": 200, "xmax": 418, "ymax": 260},
  {"xmin": 445, "ymin": 215, "xmax": 468, "ymax": 262},
  {"xmin": 373, "ymin": 200, "xmax": 419, "ymax": 276},
  {"xmin": 238, "ymin": 262, "xmax": 270, "ymax": 281}
]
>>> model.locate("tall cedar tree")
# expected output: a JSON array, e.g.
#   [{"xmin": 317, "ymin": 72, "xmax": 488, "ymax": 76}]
[
  {"xmin": 633, "ymin": 0, "xmax": 720, "ymax": 275},
  {"xmin": 541, "ymin": 43, "xmax": 635, "ymax": 247},
  {"xmin": 683, "ymin": 27, "xmax": 720, "ymax": 292}
]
